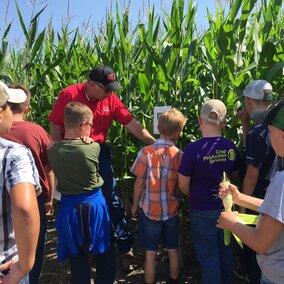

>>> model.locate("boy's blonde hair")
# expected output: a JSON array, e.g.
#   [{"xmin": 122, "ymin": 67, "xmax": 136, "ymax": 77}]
[
  {"xmin": 64, "ymin": 101, "xmax": 93, "ymax": 129},
  {"xmin": 158, "ymin": 108, "xmax": 187, "ymax": 137}
]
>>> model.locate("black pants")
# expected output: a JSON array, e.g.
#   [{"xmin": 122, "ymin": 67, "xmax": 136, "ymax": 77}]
[
  {"xmin": 69, "ymin": 245, "xmax": 116, "ymax": 284},
  {"xmin": 241, "ymin": 244, "xmax": 261, "ymax": 284}
]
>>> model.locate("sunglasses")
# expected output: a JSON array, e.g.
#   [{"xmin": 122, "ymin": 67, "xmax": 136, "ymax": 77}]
[{"xmin": 94, "ymin": 82, "xmax": 111, "ymax": 93}]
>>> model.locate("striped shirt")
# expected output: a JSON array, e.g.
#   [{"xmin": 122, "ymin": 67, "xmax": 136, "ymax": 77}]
[
  {"xmin": 131, "ymin": 139, "xmax": 183, "ymax": 221},
  {"xmin": 0, "ymin": 138, "xmax": 40, "ymax": 264}
]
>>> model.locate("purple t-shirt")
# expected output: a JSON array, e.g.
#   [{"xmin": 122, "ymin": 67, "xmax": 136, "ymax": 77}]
[{"xmin": 178, "ymin": 137, "xmax": 240, "ymax": 211}]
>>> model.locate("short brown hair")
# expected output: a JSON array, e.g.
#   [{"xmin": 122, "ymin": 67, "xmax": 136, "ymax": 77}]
[
  {"xmin": 8, "ymin": 83, "xmax": 31, "ymax": 114},
  {"xmin": 64, "ymin": 101, "xmax": 93, "ymax": 129},
  {"xmin": 158, "ymin": 108, "xmax": 187, "ymax": 137}
]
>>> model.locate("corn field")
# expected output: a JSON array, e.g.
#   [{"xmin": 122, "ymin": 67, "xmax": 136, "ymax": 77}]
[{"xmin": 0, "ymin": 0, "xmax": 284, "ymax": 183}]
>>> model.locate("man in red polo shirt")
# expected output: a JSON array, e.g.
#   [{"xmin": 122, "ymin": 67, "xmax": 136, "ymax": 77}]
[{"xmin": 48, "ymin": 66, "xmax": 155, "ymax": 273}]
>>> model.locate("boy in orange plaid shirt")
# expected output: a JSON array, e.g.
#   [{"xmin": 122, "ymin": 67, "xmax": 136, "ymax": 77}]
[{"xmin": 131, "ymin": 108, "xmax": 186, "ymax": 284}]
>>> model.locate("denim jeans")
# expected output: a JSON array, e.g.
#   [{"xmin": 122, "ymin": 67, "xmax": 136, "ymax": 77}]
[
  {"xmin": 29, "ymin": 196, "xmax": 47, "ymax": 284},
  {"xmin": 190, "ymin": 209, "xmax": 233, "ymax": 284},
  {"xmin": 98, "ymin": 144, "xmax": 132, "ymax": 253},
  {"xmin": 139, "ymin": 211, "xmax": 179, "ymax": 250}
]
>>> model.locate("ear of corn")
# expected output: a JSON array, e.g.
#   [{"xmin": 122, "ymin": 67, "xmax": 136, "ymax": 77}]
[
  {"xmin": 222, "ymin": 172, "xmax": 233, "ymax": 212},
  {"xmin": 221, "ymin": 172, "xmax": 232, "ymax": 246},
  {"xmin": 220, "ymin": 172, "xmax": 259, "ymax": 247}
]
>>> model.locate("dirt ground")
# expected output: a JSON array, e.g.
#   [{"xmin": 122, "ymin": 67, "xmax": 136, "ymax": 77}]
[{"xmin": 40, "ymin": 200, "xmax": 248, "ymax": 284}]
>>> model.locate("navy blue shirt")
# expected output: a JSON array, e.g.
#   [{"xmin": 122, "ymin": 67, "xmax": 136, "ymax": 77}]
[{"xmin": 245, "ymin": 123, "xmax": 281, "ymax": 198}]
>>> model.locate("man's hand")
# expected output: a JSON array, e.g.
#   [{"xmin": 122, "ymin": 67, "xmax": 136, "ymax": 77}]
[
  {"xmin": 125, "ymin": 119, "xmax": 155, "ymax": 145},
  {"xmin": 47, "ymin": 141, "xmax": 56, "ymax": 150},
  {"xmin": 80, "ymin": 136, "xmax": 94, "ymax": 144},
  {"xmin": 131, "ymin": 205, "xmax": 139, "ymax": 218},
  {"xmin": 236, "ymin": 108, "xmax": 249, "ymax": 123},
  {"xmin": 236, "ymin": 108, "xmax": 250, "ymax": 144},
  {"xmin": 45, "ymin": 201, "xmax": 53, "ymax": 216}
]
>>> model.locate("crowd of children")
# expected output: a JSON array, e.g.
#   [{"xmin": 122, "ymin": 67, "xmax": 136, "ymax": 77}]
[{"xmin": 0, "ymin": 77, "xmax": 283, "ymax": 284}]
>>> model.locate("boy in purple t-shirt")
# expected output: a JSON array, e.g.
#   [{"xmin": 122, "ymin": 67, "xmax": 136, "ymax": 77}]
[{"xmin": 178, "ymin": 99, "xmax": 240, "ymax": 284}]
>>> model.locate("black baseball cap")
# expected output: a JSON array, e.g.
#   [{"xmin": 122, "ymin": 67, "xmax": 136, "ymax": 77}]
[{"xmin": 89, "ymin": 66, "xmax": 121, "ymax": 91}]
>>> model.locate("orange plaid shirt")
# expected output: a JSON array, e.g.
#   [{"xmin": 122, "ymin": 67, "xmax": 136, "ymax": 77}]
[{"xmin": 131, "ymin": 139, "xmax": 183, "ymax": 221}]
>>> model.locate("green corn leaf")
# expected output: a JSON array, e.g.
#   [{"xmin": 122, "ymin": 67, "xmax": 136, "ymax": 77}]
[
  {"xmin": 30, "ymin": 57, "xmax": 64, "ymax": 91},
  {"xmin": 237, "ymin": 213, "xmax": 258, "ymax": 225},
  {"xmin": 147, "ymin": 6, "xmax": 154, "ymax": 45},
  {"xmin": 267, "ymin": 62, "xmax": 284, "ymax": 82},
  {"xmin": 28, "ymin": 19, "xmax": 37, "ymax": 50},
  {"xmin": 239, "ymin": 0, "xmax": 257, "ymax": 43},
  {"xmin": 30, "ymin": 29, "xmax": 45, "ymax": 63},
  {"xmin": 66, "ymin": 29, "xmax": 78, "ymax": 63},
  {"xmin": 2, "ymin": 22, "xmax": 12, "ymax": 39},
  {"xmin": 28, "ymin": 6, "xmax": 46, "ymax": 49},
  {"xmin": 227, "ymin": 0, "xmax": 242, "ymax": 24},
  {"xmin": 15, "ymin": 2, "xmax": 28, "ymax": 39},
  {"xmin": 224, "ymin": 228, "xmax": 232, "ymax": 246},
  {"xmin": 0, "ymin": 23, "xmax": 12, "ymax": 68},
  {"xmin": 233, "ymin": 234, "xmax": 243, "ymax": 249},
  {"xmin": 115, "ymin": 3, "xmax": 128, "ymax": 59},
  {"xmin": 252, "ymin": 18, "xmax": 261, "ymax": 64},
  {"xmin": 137, "ymin": 72, "xmax": 150, "ymax": 96},
  {"xmin": 30, "ymin": 5, "xmax": 47, "ymax": 23},
  {"xmin": 262, "ymin": 0, "xmax": 282, "ymax": 42},
  {"xmin": 0, "ymin": 40, "xmax": 8, "ymax": 68},
  {"xmin": 152, "ymin": 17, "xmax": 160, "ymax": 44}
]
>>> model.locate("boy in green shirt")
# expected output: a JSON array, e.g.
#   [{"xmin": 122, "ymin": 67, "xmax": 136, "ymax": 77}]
[{"xmin": 48, "ymin": 101, "xmax": 114, "ymax": 284}]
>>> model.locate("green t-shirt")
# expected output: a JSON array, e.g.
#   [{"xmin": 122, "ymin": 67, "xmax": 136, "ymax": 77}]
[{"xmin": 47, "ymin": 140, "xmax": 104, "ymax": 195}]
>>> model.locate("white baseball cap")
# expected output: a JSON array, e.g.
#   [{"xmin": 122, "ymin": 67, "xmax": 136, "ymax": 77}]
[
  {"xmin": 0, "ymin": 80, "xmax": 27, "ymax": 106},
  {"xmin": 243, "ymin": 80, "xmax": 273, "ymax": 101}
]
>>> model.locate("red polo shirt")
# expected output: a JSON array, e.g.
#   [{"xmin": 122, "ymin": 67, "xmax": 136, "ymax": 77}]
[{"xmin": 48, "ymin": 83, "xmax": 133, "ymax": 143}]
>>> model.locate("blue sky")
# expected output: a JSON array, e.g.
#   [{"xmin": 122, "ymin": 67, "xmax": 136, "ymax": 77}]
[{"xmin": 1, "ymin": 0, "xmax": 216, "ymax": 48}]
